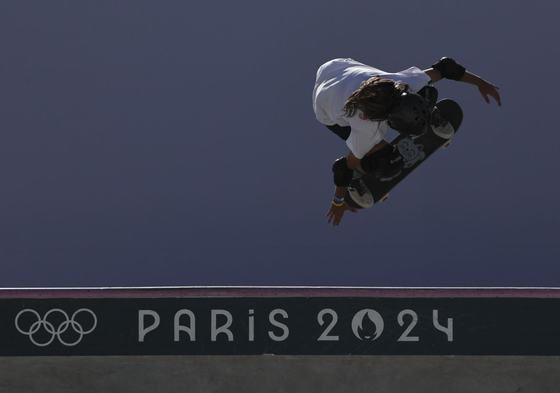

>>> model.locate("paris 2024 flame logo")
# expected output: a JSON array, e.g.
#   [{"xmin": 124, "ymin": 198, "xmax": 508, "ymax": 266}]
[{"xmin": 351, "ymin": 309, "xmax": 384, "ymax": 341}]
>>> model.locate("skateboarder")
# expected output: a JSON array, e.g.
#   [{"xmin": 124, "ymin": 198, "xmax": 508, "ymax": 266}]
[{"xmin": 313, "ymin": 57, "xmax": 501, "ymax": 226}]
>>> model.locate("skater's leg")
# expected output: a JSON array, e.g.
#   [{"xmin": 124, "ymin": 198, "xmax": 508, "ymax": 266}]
[{"xmin": 356, "ymin": 140, "xmax": 389, "ymax": 173}]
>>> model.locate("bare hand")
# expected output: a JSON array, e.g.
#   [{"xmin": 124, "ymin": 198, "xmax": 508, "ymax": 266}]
[
  {"xmin": 326, "ymin": 203, "xmax": 357, "ymax": 227},
  {"xmin": 478, "ymin": 80, "xmax": 501, "ymax": 107}
]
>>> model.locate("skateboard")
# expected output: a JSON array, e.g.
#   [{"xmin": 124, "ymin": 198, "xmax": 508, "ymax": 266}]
[{"xmin": 344, "ymin": 99, "xmax": 463, "ymax": 209}]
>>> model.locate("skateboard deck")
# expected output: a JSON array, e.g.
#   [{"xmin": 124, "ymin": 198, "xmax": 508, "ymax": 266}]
[{"xmin": 345, "ymin": 99, "xmax": 463, "ymax": 209}]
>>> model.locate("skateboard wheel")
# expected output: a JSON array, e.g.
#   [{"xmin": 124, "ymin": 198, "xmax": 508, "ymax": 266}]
[
  {"xmin": 380, "ymin": 194, "xmax": 389, "ymax": 203},
  {"xmin": 442, "ymin": 140, "xmax": 452, "ymax": 149}
]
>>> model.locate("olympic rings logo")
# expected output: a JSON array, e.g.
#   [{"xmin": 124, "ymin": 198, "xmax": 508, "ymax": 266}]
[{"xmin": 15, "ymin": 309, "xmax": 97, "ymax": 347}]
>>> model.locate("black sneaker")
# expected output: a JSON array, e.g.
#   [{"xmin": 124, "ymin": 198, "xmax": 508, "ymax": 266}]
[
  {"xmin": 431, "ymin": 107, "xmax": 455, "ymax": 139},
  {"xmin": 348, "ymin": 178, "xmax": 374, "ymax": 208}
]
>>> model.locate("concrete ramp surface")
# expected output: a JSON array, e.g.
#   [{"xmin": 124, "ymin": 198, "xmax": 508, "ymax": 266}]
[{"xmin": 1, "ymin": 287, "xmax": 559, "ymax": 392}]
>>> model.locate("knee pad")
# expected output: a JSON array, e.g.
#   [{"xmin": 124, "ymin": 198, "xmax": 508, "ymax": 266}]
[{"xmin": 332, "ymin": 156, "xmax": 353, "ymax": 187}]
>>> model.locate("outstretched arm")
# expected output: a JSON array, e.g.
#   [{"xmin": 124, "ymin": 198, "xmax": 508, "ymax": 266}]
[
  {"xmin": 460, "ymin": 71, "xmax": 501, "ymax": 106},
  {"xmin": 424, "ymin": 58, "xmax": 502, "ymax": 106},
  {"xmin": 423, "ymin": 68, "xmax": 443, "ymax": 84}
]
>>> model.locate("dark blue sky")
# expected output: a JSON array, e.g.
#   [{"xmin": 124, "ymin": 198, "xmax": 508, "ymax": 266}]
[{"xmin": 1, "ymin": 0, "xmax": 558, "ymax": 287}]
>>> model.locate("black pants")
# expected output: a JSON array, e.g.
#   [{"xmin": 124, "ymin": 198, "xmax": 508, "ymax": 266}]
[{"xmin": 326, "ymin": 124, "xmax": 351, "ymax": 141}]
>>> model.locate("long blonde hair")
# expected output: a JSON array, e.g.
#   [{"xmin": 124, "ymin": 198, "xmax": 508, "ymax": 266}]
[{"xmin": 343, "ymin": 76, "xmax": 408, "ymax": 120}]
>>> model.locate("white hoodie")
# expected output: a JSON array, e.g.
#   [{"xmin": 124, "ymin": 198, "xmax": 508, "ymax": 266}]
[{"xmin": 313, "ymin": 58, "xmax": 431, "ymax": 158}]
